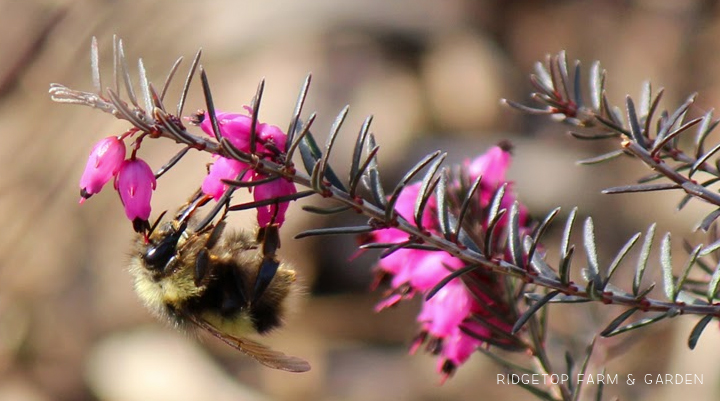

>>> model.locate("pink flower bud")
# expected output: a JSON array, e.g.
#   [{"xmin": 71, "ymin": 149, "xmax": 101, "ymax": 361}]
[
  {"xmin": 253, "ymin": 175, "xmax": 297, "ymax": 227},
  {"xmin": 201, "ymin": 157, "xmax": 250, "ymax": 200},
  {"xmin": 115, "ymin": 158, "xmax": 156, "ymax": 223},
  {"xmin": 79, "ymin": 136, "xmax": 126, "ymax": 202}
]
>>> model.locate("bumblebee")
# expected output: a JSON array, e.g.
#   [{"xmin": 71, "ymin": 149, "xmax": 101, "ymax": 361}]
[{"xmin": 129, "ymin": 190, "xmax": 310, "ymax": 372}]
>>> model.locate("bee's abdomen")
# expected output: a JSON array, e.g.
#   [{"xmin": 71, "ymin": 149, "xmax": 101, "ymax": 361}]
[{"xmin": 189, "ymin": 260, "xmax": 294, "ymax": 335}]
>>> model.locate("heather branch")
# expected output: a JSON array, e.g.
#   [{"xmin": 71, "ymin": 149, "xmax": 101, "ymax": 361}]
[
  {"xmin": 50, "ymin": 41, "xmax": 720, "ymax": 379},
  {"xmin": 52, "ymin": 42, "xmax": 720, "ymax": 315}
]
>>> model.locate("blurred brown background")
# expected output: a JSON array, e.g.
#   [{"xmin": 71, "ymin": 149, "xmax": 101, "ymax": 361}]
[{"xmin": 3, "ymin": 0, "xmax": 720, "ymax": 400}]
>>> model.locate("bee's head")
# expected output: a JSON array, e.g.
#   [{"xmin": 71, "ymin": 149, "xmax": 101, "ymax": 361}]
[{"xmin": 142, "ymin": 223, "xmax": 187, "ymax": 272}]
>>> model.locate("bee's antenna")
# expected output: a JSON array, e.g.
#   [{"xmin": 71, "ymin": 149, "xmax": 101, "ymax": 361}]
[
  {"xmin": 176, "ymin": 190, "xmax": 213, "ymax": 227},
  {"xmin": 147, "ymin": 210, "xmax": 168, "ymax": 237}
]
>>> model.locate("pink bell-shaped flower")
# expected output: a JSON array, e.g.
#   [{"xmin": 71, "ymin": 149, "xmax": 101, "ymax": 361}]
[
  {"xmin": 79, "ymin": 136, "xmax": 126, "ymax": 202},
  {"xmin": 115, "ymin": 158, "xmax": 156, "ymax": 224}
]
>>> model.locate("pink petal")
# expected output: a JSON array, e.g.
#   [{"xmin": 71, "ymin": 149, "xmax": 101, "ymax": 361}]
[
  {"xmin": 201, "ymin": 157, "xmax": 249, "ymax": 200},
  {"xmin": 253, "ymin": 175, "xmax": 297, "ymax": 227}
]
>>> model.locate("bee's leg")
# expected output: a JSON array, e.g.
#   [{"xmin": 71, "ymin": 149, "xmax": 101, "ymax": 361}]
[
  {"xmin": 252, "ymin": 224, "xmax": 281, "ymax": 304},
  {"xmin": 194, "ymin": 248, "xmax": 211, "ymax": 287}
]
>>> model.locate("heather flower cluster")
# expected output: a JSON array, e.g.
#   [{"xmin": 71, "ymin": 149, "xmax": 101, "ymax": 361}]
[
  {"xmin": 369, "ymin": 144, "xmax": 529, "ymax": 381},
  {"xmin": 195, "ymin": 110, "xmax": 296, "ymax": 227},
  {"xmin": 78, "ymin": 109, "xmax": 296, "ymax": 231}
]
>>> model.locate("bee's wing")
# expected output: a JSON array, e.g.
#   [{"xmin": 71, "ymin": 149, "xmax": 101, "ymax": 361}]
[{"xmin": 186, "ymin": 314, "xmax": 311, "ymax": 373}]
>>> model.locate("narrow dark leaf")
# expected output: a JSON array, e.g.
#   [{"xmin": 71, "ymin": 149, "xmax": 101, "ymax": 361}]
[
  {"xmin": 285, "ymin": 113, "xmax": 316, "ymax": 163},
  {"xmin": 560, "ymin": 207, "xmax": 577, "ymax": 260},
  {"xmin": 435, "ymin": 170, "xmax": 451, "ymax": 239},
  {"xmin": 512, "ymin": 291, "xmax": 560, "ymax": 334},
  {"xmin": 569, "ymin": 131, "xmax": 619, "ymax": 140},
  {"xmin": 602, "ymin": 183, "xmax": 680, "ymax": 194},
  {"xmin": 653, "ymin": 117, "xmax": 702, "ymax": 158},
  {"xmin": 501, "ymin": 99, "xmax": 552, "ymax": 115},
  {"xmin": 635, "ymin": 282, "xmax": 656, "ymax": 300},
  {"xmin": 385, "ymin": 151, "xmax": 441, "ymax": 223},
  {"xmin": 660, "ymin": 233, "xmax": 674, "ymax": 300},
  {"xmin": 349, "ymin": 115, "xmax": 373, "ymax": 192},
  {"xmin": 112, "ymin": 35, "xmax": 120, "ymax": 96},
  {"xmin": 159, "ymin": 56, "xmax": 182, "ymax": 103},
  {"xmin": 285, "ymin": 74, "xmax": 312, "ymax": 153},
  {"xmin": 487, "ymin": 184, "xmax": 507, "ymax": 227},
  {"xmin": 572, "ymin": 60, "xmax": 583, "ymax": 109},
  {"xmin": 600, "ymin": 308, "xmax": 639, "ymax": 336},
  {"xmin": 675, "ymin": 245, "xmax": 702, "ymax": 301},
  {"xmin": 117, "ymin": 39, "xmax": 138, "ymax": 107},
  {"xmin": 365, "ymin": 134, "xmax": 386, "ymax": 207},
  {"xmin": 413, "ymin": 170, "xmax": 441, "ymax": 230},
  {"xmin": 228, "ymin": 190, "xmax": 314, "ymax": 212},
  {"xmin": 349, "ymin": 145, "xmax": 380, "ymax": 196},
  {"xmin": 638, "ymin": 81, "xmax": 651, "ymax": 117},
  {"xmin": 447, "ymin": 213, "xmax": 484, "ymax": 255},
  {"xmin": 425, "ymin": 264, "xmax": 479, "ymax": 301},
  {"xmin": 699, "ymin": 209, "xmax": 720, "ymax": 232},
  {"xmin": 527, "ymin": 207, "xmax": 561, "ymax": 274},
  {"xmin": 654, "ymin": 94, "xmax": 697, "ymax": 151},
  {"xmin": 626, "ymin": 96, "xmax": 646, "ymax": 147},
  {"xmin": 525, "ymin": 236, "xmax": 558, "ymax": 279},
  {"xmin": 634, "ymin": 224, "xmax": 656, "ymax": 296},
  {"xmin": 583, "ymin": 218, "xmax": 602, "ymax": 287},
  {"xmin": 560, "ymin": 246, "xmax": 574, "ymax": 286},
  {"xmin": 688, "ymin": 315, "xmax": 714, "ymax": 350},
  {"xmin": 200, "ymin": 68, "xmax": 222, "ymax": 141},
  {"xmin": 595, "ymin": 114, "xmax": 630, "ymax": 137},
  {"xmin": 590, "ymin": 61, "xmax": 603, "ymax": 111},
  {"xmin": 90, "ymin": 37, "xmax": 101, "ymax": 94},
  {"xmin": 154, "ymin": 146, "xmax": 190, "ymax": 179},
  {"xmin": 507, "ymin": 202, "xmax": 523, "ymax": 268},
  {"xmin": 294, "ymin": 226, "xmax": 374, "ymax": 239},
  {"xmin": 137, "ymin": 58, "xmax": 152, "ymax": 117},
  {"xmin": 557, "ymin": 51, "xmax": 571, "ymax": 102},
  {"xmin": 694, "ymin": 109, "xmax": 717, "ymax": 157},
  {"xmin": 577, "ymin": 149, "xmax": 625, "ymax": 165},
  {"xmin": 603, "ymin": 232, "xmax": 641, "ymax": 289},
  {"xmin": 482, "ymin": 209, "xmax": 506, "ymax": 257},
  {"xmin": 534, "ymin": 60, "xmax": 552, "ymax": 89},
  {"xmin": 642, "ymin": 88, "xmax": 664, "ymax": 140},
  {"xmin": 319, "ymin": 106, "xmax": 349, "ymax": 184},
  {"xmin": 299, "ymin": 131, "xmax": 347, "ymax": 191},
  {"xmin": 301, "ymin": 205, "xmax": 351, "ymax": 215},
  {"xmin": 177, "ymin": 48, "xmax": 201, "ymax": 116},
  {"xmin": 247, "ymin": 79, "xmax": 265, "ymax": 155},
  {"xmin": 602, "ymin": 313, "xmax": 669, "ymax": 337},
  {"xmin": 525, "ymin": 293, "xmax": 589, "ymax": 303},
  {"xmin": 706, "ymin": 261, "xmax": 720, "ymax": 301},
  {"xmin": 452, "ymin": 174, "xmax": 482, "ymax": 239},
  {"xmin": 360, "ymin": 243, "xmax": 438, "ymax": 251}
]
